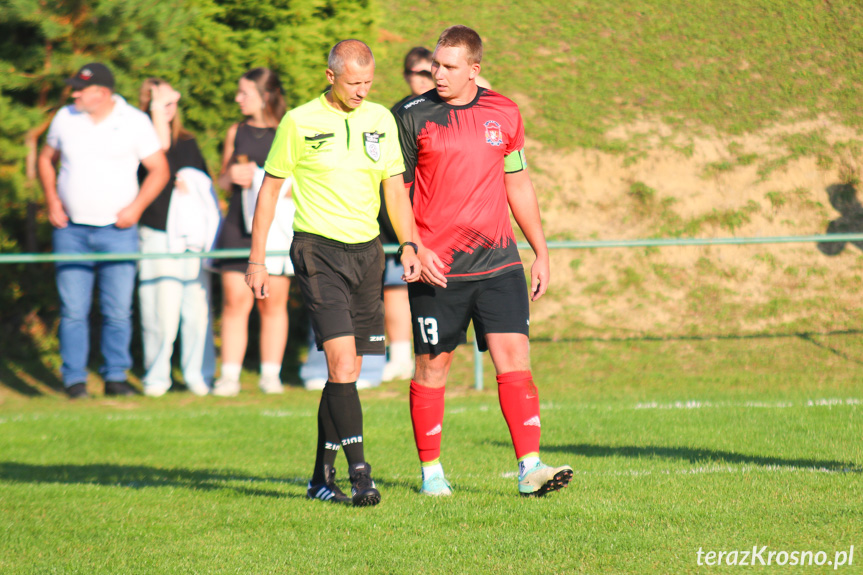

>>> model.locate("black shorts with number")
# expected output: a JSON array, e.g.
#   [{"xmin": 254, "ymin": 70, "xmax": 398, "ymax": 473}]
[
  {"xmin": 408, "ymin": 268, "xmax": 530, "ymax": 355},
  {"xmin": 290, "ymin": 232, "xmax": 386, "ymax": 355}
]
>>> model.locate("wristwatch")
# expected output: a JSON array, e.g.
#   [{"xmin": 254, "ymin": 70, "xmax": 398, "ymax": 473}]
[{"xmin": 397, "ymin": 241, "xmax": 418, "ymax": 257}]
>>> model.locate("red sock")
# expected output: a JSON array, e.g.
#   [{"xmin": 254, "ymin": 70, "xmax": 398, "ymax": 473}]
[
  {"xmin": 497, "ymin": 371, "xmax": 541, "ymax": 459},
  {"xmin": 410, "ymin": 380, "xmax": 445, "ymax": 463}
]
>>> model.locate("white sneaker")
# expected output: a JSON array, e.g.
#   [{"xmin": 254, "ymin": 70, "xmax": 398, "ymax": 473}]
[
  {"xmin": 143, "ymin": 382, "xmax": 171, "ymax": 397},
  {"xmin": 212, "ymin": 377, "xmax": 240, "ymax": 397},
  {"xmin": 518, "ymin": 461, "xmax": 573, "ymax": 497},
  {"xmin": 259, "ymin": 374, "xmax": 284, "ymax": 394},
  {"xmin": 421, "ymin": 470, "xmax": 453, "ymax": 496},
  {"xmin": 186, "ymin": 380, "xmax": 211, "ymax": 396},
  {"xmin": 382, "ymin": 360, "xmax": 414, "ymax": 382},
  {"xmin": 303, "ymin": 378, "xmax": 327, "ymax": 391}
]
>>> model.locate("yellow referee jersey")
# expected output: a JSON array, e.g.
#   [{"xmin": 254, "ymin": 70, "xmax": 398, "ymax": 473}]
[{"xmin": 264, "ymin": 93, "xmax": 405, "ymax": 244}]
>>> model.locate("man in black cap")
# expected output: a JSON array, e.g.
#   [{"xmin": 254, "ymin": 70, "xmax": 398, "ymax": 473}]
[
  {"xmin": 65, "ymin": 62, "xmax": 115, "ymax": 90},
  {"xmin": 38, "ymin": 62, "xmax": 170, "ymax": 399}
]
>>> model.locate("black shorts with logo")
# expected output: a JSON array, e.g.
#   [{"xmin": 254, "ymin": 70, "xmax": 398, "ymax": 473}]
[
  {"xmin": 408, "ymin": 268, "xmax": 530, "ymax": 355},
  {"xmin": 290, "ymin": 232, "xmax": 386, "ymax": 355}
]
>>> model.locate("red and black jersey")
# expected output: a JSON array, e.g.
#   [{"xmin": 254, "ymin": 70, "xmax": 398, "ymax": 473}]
[{"xmin": 395, "ymin": 87, "xmax": 525, "ymax": 281}]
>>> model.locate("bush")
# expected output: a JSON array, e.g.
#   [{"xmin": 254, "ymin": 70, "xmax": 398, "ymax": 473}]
[{"xmin": 0, "ymin": 0, "xmax": 379, "ymax": 364}]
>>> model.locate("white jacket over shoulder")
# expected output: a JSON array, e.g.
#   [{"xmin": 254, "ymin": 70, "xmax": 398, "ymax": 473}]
[{"xmin": 166, "ymin": 167, "xmax": 222, "ymax": 254}]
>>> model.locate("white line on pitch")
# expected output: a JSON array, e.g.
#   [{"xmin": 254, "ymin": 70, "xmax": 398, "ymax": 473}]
[
  {"xmin": 500, "ymin": 465, "xmax": 858, "ymax": 478},
  {"xmin": 633, "ymin": 398, "xmax": 862, "ymax": 410}
]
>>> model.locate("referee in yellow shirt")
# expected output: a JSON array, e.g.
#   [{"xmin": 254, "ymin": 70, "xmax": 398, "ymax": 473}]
[{"xmin": 245, "ymin": 39, "xmax": 421, "ymax": 507}]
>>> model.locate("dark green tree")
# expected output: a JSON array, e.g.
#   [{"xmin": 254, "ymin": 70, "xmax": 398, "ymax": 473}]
[
  {"xmin": 179, "ymin": 0, "xmax": 380, "ymax": 171},
  {"xmin": 0, "ymin": 0, "xmax": 194, "ymax": 250},
  {"xmin": 0, "ymin": 0, "xmax": 380, "ymax": 367}
]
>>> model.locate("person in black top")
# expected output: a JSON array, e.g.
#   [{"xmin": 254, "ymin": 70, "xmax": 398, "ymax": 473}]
[
  {"xmin": 136, "ymin": 78, "xmax": 216, "ymax": 397},
  {"xmin": 391, "ymin": 46, "xmax": 436, "ymax": 112},
  {"xmin": 375, "ymin": 47, "xmax": 437, "ymax": 384},
  {"xmin": 212, "ymin": 68, "xmax": 293, "ymax": 396}
]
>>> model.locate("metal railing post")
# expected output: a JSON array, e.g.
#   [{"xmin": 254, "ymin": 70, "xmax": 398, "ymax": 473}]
[{"xmin": 7, "ymin": 234, "xmax": 863, "ymax": 393}]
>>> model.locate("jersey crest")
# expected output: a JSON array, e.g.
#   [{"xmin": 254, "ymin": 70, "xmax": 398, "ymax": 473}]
[
  {"xmin": 396, "ymin": 90, "xmax": 525, "ymax": 280},
  {"xmin": 364, "ymin": 131, "xmax": 382, "ymax": 162},
  {"xmin": 484, "ymin": 120, "xmax": 503, "ymax": 146}
]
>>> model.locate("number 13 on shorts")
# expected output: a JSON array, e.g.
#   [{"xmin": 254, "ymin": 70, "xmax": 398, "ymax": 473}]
[{"xmin": 417, "ymin": 317, "xmax": 439, "ymax": 345}]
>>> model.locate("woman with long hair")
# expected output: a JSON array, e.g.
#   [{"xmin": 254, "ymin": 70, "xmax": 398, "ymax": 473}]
[
  {"xmin": 137, "ymin": 78, "xmax": 218, "ymax": 397},
  {"xmin": 212, "ymin": 67, "xmax": 293, "ymax": 396}
]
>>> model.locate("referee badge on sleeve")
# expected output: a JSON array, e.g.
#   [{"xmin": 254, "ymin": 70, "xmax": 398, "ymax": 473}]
[{"xmin": 364, "ymin": 131, "xmax": 382, "ymax": 162}]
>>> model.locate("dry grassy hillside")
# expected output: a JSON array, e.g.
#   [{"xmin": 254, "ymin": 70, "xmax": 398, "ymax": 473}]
[{"xmin": 522, "ymin": 113, "xmax": 863, "ymax": 340}]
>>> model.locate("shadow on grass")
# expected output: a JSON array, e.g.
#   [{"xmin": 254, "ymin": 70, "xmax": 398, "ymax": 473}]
[
  {"xmin": 0, "ymin": 280, "xmax": 312, "ymax": 397},
  {"xmin": 531, "ymin": 329, "xmax": 863, "ymax": 366},
  {"xmin": 796, "ymin": 333, "xmax": 863, "ymax": 365},
  {"xmin": 533, "ymin": 328, "xmax": 863, "ymax": 345},
  {"xmin": 535, "ymin": 443, "xmax": 861, "ymax": 472},
  {"xmin": 0, "ymin": 462, "xmax": 309, "ymax": 498},
  {"xmin": 0, "ymin": 361, "xmax": 63, "ymax": 396},
  {"xmin": 0, "ymin": 461, "xmax": 490, "ymax": 498},
  {"xmin": 817, "ymin": 182, "xmax": 863, "ymax": 256}
]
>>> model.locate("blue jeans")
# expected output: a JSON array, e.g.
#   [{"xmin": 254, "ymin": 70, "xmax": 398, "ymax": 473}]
[
  {"xmin": 53, "ymin": 223, "xmax": 138, "ymax": 386},
  {"xmin": 383, "ymin": 254, "xmax": 406, "ymax": 286}
]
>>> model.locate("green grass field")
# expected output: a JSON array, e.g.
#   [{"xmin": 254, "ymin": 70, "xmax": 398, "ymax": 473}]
[
  {"xmin": 2, "ymin": 337, "xmax": 861, "ymax": 573},
  {"xmin": 3, "ymin": 1, "xmax": 863, "ymax": 572}
]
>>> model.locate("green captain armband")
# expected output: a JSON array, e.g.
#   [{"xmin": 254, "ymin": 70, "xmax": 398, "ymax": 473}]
[{"xmin": 504, "ymin": 148, "xmax": 528, "ymax": 173}]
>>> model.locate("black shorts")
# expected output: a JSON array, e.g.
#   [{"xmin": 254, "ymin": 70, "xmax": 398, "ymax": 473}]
[
  {"xmin": 290, "ymin": 232, "xmax": 386, "ymax": 355},
  {"xmin": 408, "ymin": 268, "xmax": 530, "ymax": 355},
  {"xmin": 213, "ymin": 192, "xmax": 252, "ymax": 274}
]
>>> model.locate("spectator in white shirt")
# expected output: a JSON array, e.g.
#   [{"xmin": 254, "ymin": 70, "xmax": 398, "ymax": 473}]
[{"xmin": 38, "ymin": 62, "xmax": 169, "ymax": 399}]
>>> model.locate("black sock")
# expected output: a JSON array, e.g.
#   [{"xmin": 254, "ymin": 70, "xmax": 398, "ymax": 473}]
[
  {"xmin": 311, "ymin": 391, "xmax": 341, "ymax": 485},
  {"xmin": 324, "ymin": 381, "xmax": 365, "ymax": 465}
]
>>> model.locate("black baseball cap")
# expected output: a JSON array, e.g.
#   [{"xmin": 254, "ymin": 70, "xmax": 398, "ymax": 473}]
[{"xmin": 65, "ymin": 63, "xmax": 114, "ymax": 90}]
